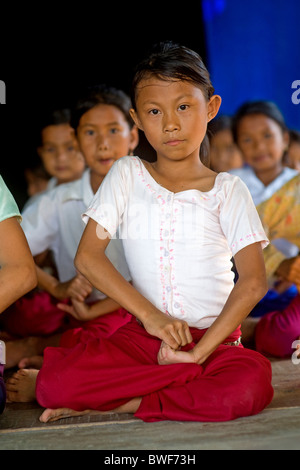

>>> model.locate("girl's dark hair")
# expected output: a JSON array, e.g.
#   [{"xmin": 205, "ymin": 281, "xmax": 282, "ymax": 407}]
[
  {"xmin": 131, "ymin": 41, "xmax": 214, "ymax": 167},
  {"xmin": 41, "ymin": 108, "xmax": 71, "ymax": 127},
  {"xmin": 289, "ymin": 129, "xmax": 300, "ymax": 144},
  {"xmin": 37, "ymin": 108, "xmax": 72, "ymax": 146},
  {"xmin": 232, "ymin": 100, "xmax": 288, "ymax": 142},
  {"xmin": 208, "ymin": 115, "xmax": 233, "ymax": 140},
  {"xmin": 131, "ymin": 41, "xmax": 214, "ymax": 109},
  {"xmin": 71, "ymin": 84, "xmax": 134, "ymax": 131}
]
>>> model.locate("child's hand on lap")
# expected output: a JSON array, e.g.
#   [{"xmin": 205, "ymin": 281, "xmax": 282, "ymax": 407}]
[
  {"xmin": 157, "ymin": 341, "xmax": 197, "ymax": 365},
  {"xmin": 57, "ymin": 298, "xmax": 91, "ymax": 321},
  {"xmin": 142, "ymin": 311, "xmax": 193, "ymax": 350}
]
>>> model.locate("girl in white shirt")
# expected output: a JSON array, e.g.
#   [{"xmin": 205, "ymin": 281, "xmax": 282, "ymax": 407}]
[
  {"xmin": 230, "ymin": 101, "xmax": 299, "ymax": 336},
  {"xmin": 7, "ymin": 42, "xmax": 274, "ymax": 423},
  {"xmin": 3, "ymin": 85, "xmax": 138, "ymax": 369}
]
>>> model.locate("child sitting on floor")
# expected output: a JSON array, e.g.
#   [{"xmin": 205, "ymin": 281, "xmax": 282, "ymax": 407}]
[
  {"xmin": 230, "ymin": 100, "xmax": 299, "ymax": 319},
  {"xmin": 243, "ymin": 174, "xmax": 300, "ymax": 358},
  {"xmin": 0, "ymin": 107, "xmax": 87, "ymax": 341},
  {"xmin": 3, "ymin": 85, "xmax": 139, "ymax": 369},
  {"xmin": 7, "ymin": 42, "xmax": 273, "ymax": 423}
]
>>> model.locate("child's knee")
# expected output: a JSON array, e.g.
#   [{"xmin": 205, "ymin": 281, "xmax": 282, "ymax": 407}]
[
  {"xmin": 231, "ymin": 350, "xmax": 273, "ymax": 417},
  {"xmin": 211, "ymin": 347, "xmax": 273, "ymax": 419},
  {"xmin": 35, "ymin": 365, "xmax": 63, "ymax": 409}
]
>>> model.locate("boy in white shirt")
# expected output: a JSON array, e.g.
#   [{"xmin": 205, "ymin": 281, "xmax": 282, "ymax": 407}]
[{"xmin": 4, "ymin": 85, "xmax": 139, "ymax": 369}]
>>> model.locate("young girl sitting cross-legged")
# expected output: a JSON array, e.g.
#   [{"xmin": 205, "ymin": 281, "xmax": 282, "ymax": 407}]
[{"xmin": 6, "ymin": 42, "xmax": 274, "ymax": 423}]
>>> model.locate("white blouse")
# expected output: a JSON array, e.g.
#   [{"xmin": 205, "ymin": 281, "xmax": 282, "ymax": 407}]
[
  {"xmin": 229, "ymin": 166, "xmax": 299, "ymax": 258},
  {"xmin": 22, "ymin": 169, "xmax": 131, "ymax": 302},
  {"xmin": 83, "ymin": 157, "xmax": 269, "ymax": 329},
  {"xmin": 229, "ymin": 166, "xmax": 298, "ymax": 206}
]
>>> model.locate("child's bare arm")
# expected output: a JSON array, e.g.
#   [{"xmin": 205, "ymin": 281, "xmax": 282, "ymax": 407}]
[
  {"xmin": 275, "ymin": 256, "xmax": 300, "ymax": 291},
  {"xmin": 57, "ymin": 296, "xmax": 122, "ymax": 321},
  {"xmin": 36, "ymin": 265, "xmax": 93, "ymax": 301},
  {"xmin": 75, "ymin": 219, "xmax": 192, "ymax": 348},
  {"xmin": 0, "ymin": 217, "xmax": 37, "ymax": 313}
]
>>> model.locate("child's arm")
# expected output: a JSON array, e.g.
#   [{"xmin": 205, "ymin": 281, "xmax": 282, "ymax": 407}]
[
  {"xmin": 274, "ymin": 256, "xmax": 300, "ymax": 291},
  {"xmin": 36, "ymin": 265, "xmax": 93, "ymax": 301},
  {"xmin": 57, "ymin": 296, "xmax": 122, "ymax": 321},
  {"xmin": 75, "ymin": 219, "xmax": 193, "ymax": 349},
  {"xmin": 159, "ymin": 242, "xmax": 268, "ymax": 365},
  {"xmin": 0, "ymin": 217, "xmax": 37, "ymax": 313}
]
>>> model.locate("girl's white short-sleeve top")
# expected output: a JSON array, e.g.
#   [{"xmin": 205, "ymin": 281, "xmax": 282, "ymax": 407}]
[{"xmin": 83, "ymin": 156, "xmax": 269, "ymax": 329}]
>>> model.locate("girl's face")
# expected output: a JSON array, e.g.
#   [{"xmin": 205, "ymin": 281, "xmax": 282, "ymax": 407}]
[
  {"xmin": 77, "ymin": 104, "xmax": 138, "ymax": 186},
  {"xmin": 209, "ymin": 129, "xmax": 243, "ymax": 173},
  {"xmin": 130, "ymin": 77, "xmax": 220, "ymax": 163},
  {"xmin": 39, "ymin": 124, "xmax": 85, "ymax": 184},
  {"xmin": 236, "ymin": 114, "xmax": 289, "ymax": 174}
]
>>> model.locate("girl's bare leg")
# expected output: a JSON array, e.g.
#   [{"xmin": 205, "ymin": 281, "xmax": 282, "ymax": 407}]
[
  {"xmin": 6, "ymin": 368, "xmax": 142, "ymax": 422},
  {"xmin": 40, "ymin": 397, "xmax": 142, "ymax": 423}
]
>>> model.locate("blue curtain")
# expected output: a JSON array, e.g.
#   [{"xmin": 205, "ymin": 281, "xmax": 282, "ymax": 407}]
[{"xmin": 202, "ymin": 0, "xmax": 300, "ymax": 129}]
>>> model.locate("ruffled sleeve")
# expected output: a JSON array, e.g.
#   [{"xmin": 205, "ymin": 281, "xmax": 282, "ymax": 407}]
[
  {"xmin": 82, "ymin": 157, "xmax": 130, "ymax": 237},
  {"xmin": 219, "ymin": 175, "xmax": 269, "ymax": 257}
]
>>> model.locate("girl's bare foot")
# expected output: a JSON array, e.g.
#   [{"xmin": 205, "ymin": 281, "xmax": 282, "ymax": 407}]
[
  {"xmin": 18, "ymin": 355, "xmax": 44, "ymax": 370},
  {"xmin": 40, "ymin": 408, "xmax": 105, "ymax": 423},
  {"xmin": 6, "ymin": 369, "xmax": 39, "ymax": 402},
  {"xmin": 40, "ymin": 397, "xmax": 142, "ymax": 423}
]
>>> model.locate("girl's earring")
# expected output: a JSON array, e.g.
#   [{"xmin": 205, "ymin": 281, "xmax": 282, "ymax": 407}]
[{"xmin": 129, "ymin": 148, "xmax": 134, "ymax": 156}]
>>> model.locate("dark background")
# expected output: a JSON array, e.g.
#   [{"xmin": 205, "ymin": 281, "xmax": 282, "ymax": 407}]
[
  {"xmin": 1, "ymin": 1, "xmax": 300, "ymax": 209},
  {"xmin": 0, "ymin": 3, "xmax": 207, "ymax": 207}
]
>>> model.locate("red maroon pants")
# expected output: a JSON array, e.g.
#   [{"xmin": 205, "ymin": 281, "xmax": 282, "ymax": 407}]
[
  {"xmin": 36, "ymin": 316, "xmax": 273, "ymax": 422},
  {"xmin": 0, "ymin": 291, "xmax": 131, "ymax": 338},
  {"xmin": 255, "ymin": 294, "xmax": 300, "ymax": 358},
  {"xmin": 0, "ymin": 291, "xmax": 67, "ymax": 337}
]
